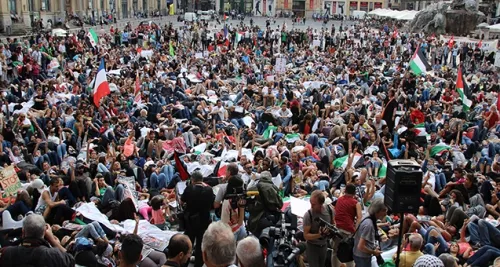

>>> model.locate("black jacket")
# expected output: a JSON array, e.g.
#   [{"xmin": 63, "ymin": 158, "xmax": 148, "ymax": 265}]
[{"xmin": 0, "ymin": 238, "xmax": 75, "ymax": 267}]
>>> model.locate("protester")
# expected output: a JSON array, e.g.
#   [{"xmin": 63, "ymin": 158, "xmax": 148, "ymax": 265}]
[{"xmin": 0, "ymin": 14, "xmax": 499, "ymax": 267}]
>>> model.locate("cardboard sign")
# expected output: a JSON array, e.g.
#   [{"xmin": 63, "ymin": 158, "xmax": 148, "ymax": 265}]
[
  {"xmin": 275, "ymin": 58, "xmax": 286, "ymax": 74},
  {"xmin": 0, "ymin": 166, "xmax": 21, "ymax": 196}
]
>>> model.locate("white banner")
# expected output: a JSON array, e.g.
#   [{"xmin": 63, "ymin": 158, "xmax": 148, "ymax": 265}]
[
  {"xmin": 122, "ymin": 219, "xmax": 179, "ymax": 251},
  {"xmin": 439, "ymin": 35, "xmax": 498, "ymax": 52},
  {"xmin": 75, "ymin": 202, "xmax": 125, "ymax": 233},
  {"xmin": 495, "ymin": 52, "xmax": 500, "ymax": 68}
]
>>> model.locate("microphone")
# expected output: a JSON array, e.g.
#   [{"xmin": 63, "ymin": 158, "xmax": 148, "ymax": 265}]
[
  {"xmin": 285, "ymin": 242, "xmax": 307, "ymax": 264},
  {"xmin": 246, "ymin": 191, "xmax": 259, "ymax": 197}
]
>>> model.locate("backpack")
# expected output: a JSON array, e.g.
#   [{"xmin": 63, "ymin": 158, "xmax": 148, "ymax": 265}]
[
  {"xmin": 337, "ymin": 217, "xmax": 374, "ymax": 263},
  {"xmin": 74, "ymin": 237, "xmax": 94, "ymax": 253}
]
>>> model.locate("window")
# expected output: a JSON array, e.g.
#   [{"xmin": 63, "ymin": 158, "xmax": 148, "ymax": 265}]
[
  {"xmin": 42, "ymin": 0, "xmax": 51, "ymax": 11},
  {"xmin": 8, "ymin": 0, "xmax": 16, "ymax": 13},
  {"xmin": 122, "ymin": 0, "xmax": 128, "ymax": 18}
]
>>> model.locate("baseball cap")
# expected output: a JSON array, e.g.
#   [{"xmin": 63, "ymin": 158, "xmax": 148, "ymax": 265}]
[{"xmin": 30, "ymin": 178, "xmax": 46, "ymax": 193}]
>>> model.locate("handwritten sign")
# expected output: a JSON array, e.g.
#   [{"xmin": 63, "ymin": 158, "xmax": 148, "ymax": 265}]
[{"xmin": 0, "ymin": 166, "xmax": 22, "ymax": 196}]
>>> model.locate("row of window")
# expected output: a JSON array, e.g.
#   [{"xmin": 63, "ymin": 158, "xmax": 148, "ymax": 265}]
[{"xmin": 9, "ymin": 0, "xmax": 162, "ymax": 13}]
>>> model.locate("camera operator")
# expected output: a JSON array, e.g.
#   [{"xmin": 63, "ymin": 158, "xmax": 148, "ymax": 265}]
[
  {"xmin": 303, "ymin": 190, "xmax": 335, "ymax": 267},
  {"xmin": 214, "ymin": 163, "xmax": 239, "ymax": 210},
  {"xmin": 353, "ymin": 198, "xmax": 387, "ymax": 267},
  {"xmin": 180, "ymin": 171, "xmax": 215, "ymax": 267},
  {"xmin": 247, "ymin": 171, "xmax": 283, "ymax": 237},
  {"xmin": 221, "ymin": 174, "xmax": 247, "ymax": 241},
  {"xmin": 332, "ymin": 183, "xmax": 362, "ymax": 267}
]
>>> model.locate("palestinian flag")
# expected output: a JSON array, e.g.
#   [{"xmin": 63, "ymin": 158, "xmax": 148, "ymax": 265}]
[
  {"xmin": 235, "ymin": 32, "xmax": 243, "ymax": 44},
  {"xmin": 409, "ymin": 47, "xmax": 431, "ymax": 76},
  {"xmin": 174, "ymin": 151, "xmax": 189, "ymax": 181},
  {"xmin": 86, "ymin": 28, "xmax": 98, "ymax": 48},
  {"xmin": 281, "ymin": 197, "xmax": 291, "ymax": 212},
  {"xmin": 333, "ymin": 153, "xmax": 362, "ymax": 170},
  {"xmin": 430, "ymin": 143, "xmax": 451, "ymax": 157},
  {"xmin": 456, "ymin": 67, "xmax": 472, "ymax": 111},
  {"xmin": 284, "ymin": 133, "xmax": 301, "ymax": 143},
  {"xmin": 262, "ymin": 126, "xmax": 277, "ymax": 139},
  {"xmin": 414, "ymin": 123, "xmax": 427, "ymax": 136},
  {"xmin": 223, "ymin": 14, "xmax": 228, "ymax": 21}
]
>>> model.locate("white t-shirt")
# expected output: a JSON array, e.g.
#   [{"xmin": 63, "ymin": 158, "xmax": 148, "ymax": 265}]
[{"xmin": 212, "ymin": 106, "xmax": 226, "ymax": 120}]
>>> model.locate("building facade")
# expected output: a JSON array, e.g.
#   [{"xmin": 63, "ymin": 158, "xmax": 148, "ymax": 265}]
[
  {"xmin": 274, "ymin": 0, "xmax": 386, "ymax": 17},
  {"xmin": 0, "ymin": 0, "xmax": 172, "ymax": 32}
]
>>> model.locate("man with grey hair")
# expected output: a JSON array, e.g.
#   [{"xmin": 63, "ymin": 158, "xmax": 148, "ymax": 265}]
[
  {"xmin": 353, "ymin": 198, "xmax": 387, "ymax": 267},
  {"xmin": 394, "ymin": 233, "xmax": 424, "ymax": 267},
  {"xmin": 236, "ymin": 236, "xmax": 265, "ymax": 267},
  {"xmin": 0, "ymin": 214, "xmax": 75, "ymax": 266},
  {"xmin": 202, "ymin": 221, "xmax": 237, "ymax": 267}
]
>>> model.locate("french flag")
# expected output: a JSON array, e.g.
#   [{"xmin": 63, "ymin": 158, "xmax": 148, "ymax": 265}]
[{"xmin": 93, "ymin": 58, "xmax": 111, "ymax": 107}]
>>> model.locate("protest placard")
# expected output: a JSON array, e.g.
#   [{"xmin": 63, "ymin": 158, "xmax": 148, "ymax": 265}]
[{"xmin": 0, "ymin": 166, "xmax": 22, "ymax": 196}]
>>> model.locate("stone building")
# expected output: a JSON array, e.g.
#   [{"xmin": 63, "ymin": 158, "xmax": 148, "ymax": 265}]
[
  {"xmin": 0, "ymin": 0, "xmax": 172, "ymax": 32},
  {"xmin": 274, "ymin": 0, "xmax": 387, "ymax": 17}
]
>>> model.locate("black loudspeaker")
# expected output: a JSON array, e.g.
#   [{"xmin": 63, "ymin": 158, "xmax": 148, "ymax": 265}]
[{"xmin": 384, "ymin": 160, "xmax": 423, "ymax": 214}]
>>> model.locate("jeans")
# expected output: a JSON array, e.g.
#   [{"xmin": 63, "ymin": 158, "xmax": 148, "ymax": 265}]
[
  {"xmin": 419, "ymin": 226, "xmax": 449, "ymax": 255},
  {"xmin": 230, "ymin": 118, "xmax": 246, "ymax": 128},
  {"xmin": 97, "ymin": 163, "xmax": 110, "ymax": 173},
  {"xmin": 58, "ymin": 187, "xmax": 77, "ymax": 207},
  {"xmin": 314, "ymin": 180, "xmax": 330, "ymax": 191},
  {"xmin": 76, "ymin": 221, "xmax": 107, "ymax": 240},
  {"xmin": 434, "ymin": 173, "xmax": 447, "ymax": 192},
  {"xmin": 307, "ymin": 134, "xmax": 319, "ymax": 147},
  {"xmin": 278, "ymin": 117, "xmax": 291, "ymax": 127},
  {"xmin": 102, "ymin": 185, "xmax": 125, "ymax": 207},
  {"xmin": 466, "ymin": 245, "xmax": 500, "ymax": 266},
  {"xmin": 234, "ymin": 225, "xmax": 247, "ymax": 242},
  {"xmin": 468, "ymin": 219, "xmax": 500, "ymax": 247},
  {"xmin": 353, "ymin": 255, "xmax": 372, "ymax": 267},
  {"xmin": 150, "ymin": 173, "xmax": 167, "ymax": 190},
  {"xmin": 57, "ymin": 143, "xmax": 67, "ymax": 161},
  {"xmin": 0, "ymin": 201, "xmax": 30, "ymax": 218}
]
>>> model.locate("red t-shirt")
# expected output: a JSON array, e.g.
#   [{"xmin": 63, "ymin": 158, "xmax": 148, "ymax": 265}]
[
  {"xmin": 486, "ymin": 111, "xmax": 499, "ymax": 129},
  {"xmin": 334, "ymin": 195, "xmax": 358, "ymax": 233},
  {"xmin": 303, "ymin": 124, "xmax": 311, "ymax": 135}
]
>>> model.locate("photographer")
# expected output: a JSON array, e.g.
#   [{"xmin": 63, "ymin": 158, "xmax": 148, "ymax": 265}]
[
  {"xmin": 247, "ymin": 171, "xmax": 282, "ymax": 237},
  {"xmin": 303, "ymin": 190, "xmax": 334, "ymax": 267},
  {"xmin": 221, "ymin": 173, "xmax": 247, "ymax": 241},
  {"xmin": 353, "ymin": 198, "xmax": 387, "ymax": 267}
]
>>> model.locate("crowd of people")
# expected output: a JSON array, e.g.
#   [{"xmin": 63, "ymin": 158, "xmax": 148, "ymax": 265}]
[{"xmin": 0, "ymin": 14, "xmax": 498, "ymax": 267}]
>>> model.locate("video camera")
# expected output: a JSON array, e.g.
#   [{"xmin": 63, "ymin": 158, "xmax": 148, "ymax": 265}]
[
  {"xmin": 314, "ymin": 217, "xmax": 343, "ymax": 239},
  {"xmin": 223, "ymin": 190, "xmax": 259, "ymax": 210},
  {"xmin": 259, "ymin": 213, "xmax": 304, "ymax": 266}
]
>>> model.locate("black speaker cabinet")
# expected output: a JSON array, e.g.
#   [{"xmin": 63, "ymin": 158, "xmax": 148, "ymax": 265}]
[{"xmin": 384, "ymin": 160, "xmax": 423, "ymax": 214}]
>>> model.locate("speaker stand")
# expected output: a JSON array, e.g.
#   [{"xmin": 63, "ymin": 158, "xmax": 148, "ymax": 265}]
[{"xmin": 394, "ymin": 213, "xmax": 404, "ymax": 267}]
